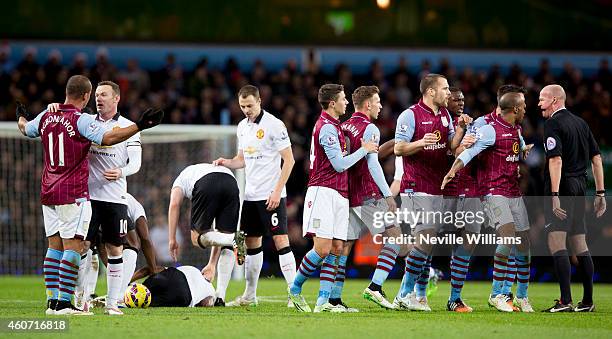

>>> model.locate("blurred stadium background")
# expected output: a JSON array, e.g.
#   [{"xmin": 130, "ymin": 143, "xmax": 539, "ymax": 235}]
[{"xmin": 1, "ymin": 0, "xmax": 611, "ymax": 283}]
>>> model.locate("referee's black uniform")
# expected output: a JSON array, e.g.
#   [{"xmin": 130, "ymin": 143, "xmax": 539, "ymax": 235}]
[
  {"xmin": 543, "ymin": 108, "xmax": 600, "ymax": 234},
  {"xmin": 543, "ymin": 107, "xmax": 600, "ymax": 311}
]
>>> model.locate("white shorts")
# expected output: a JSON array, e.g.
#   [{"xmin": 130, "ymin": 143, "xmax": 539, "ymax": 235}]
[
  {"xmin": 400, "ymin": 193, "xmax": 443, "ymax": 233},
  {"xmin": 347, "ymin": 198, "xmax": 396, "ymax": 241},
  {"xmin": 42, "ymin": 199, "xmax": 92, "ymax": 239},
  {"xmin": 482, "ymin": 196, "xmax": 530, "ymax": 232},
  {"xmin": 441, "ymin": 196, "xmax": 484, "ymax": 234},
  {"xmin": 303, "ymin": 186, "xmax": 349, "ymax": 240}
]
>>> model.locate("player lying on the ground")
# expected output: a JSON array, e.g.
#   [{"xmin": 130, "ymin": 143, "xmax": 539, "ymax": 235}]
[{"xmin": 130, "ymin": 266, "xmax": 216, "ymax": 307}]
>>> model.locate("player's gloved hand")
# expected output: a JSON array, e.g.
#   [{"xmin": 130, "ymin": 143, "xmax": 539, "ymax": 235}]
[
  {"xmin": 136, "ymin": 108, "xmax": 164, "ymax": 130},
  {"xmin": 16, "ymin": 101, "xmax": 31, "ymax": 121}
]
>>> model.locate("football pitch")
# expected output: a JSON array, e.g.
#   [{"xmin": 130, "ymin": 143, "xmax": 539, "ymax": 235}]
[{"xmin": 1, "ymin": 276, "xmax": 611, "ymax": 339}]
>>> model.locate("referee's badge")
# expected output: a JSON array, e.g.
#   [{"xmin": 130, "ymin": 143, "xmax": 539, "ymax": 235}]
[
  {"xmin": 256, "ymin": 129, "xmax": 265, "ymax": 139},
  {"xmin": 546, "ymin": 137, "xmax": 556, "ymax": 150}
]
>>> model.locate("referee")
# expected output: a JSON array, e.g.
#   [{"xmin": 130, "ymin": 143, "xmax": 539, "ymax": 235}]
[{"xmin": 539, "ymin": 84, "xmax": 606, "ymax": 313}]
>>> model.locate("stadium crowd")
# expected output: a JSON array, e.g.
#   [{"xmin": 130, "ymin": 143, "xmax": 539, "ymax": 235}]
[{"xmin": 1, "ymin": 46, "xmax": 611, "ymax": 274}]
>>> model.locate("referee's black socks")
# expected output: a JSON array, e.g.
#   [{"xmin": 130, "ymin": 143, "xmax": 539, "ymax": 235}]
[
  {"xmin": 552, "ymin": 250, "xmax": 572, "ymax": 304},
  {"xmin": 576, "ymin": 251, "xmax": 594, "ymax": 305}
]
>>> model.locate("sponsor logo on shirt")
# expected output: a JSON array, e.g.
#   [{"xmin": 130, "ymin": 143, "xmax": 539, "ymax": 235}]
[
  {"xmin": 512, "ymin": 142, "xmax": 519, "ymax": 154},
  {"xmin": 244, "ymin": 146, "xmax": 258, "ymax": 155},
  {"xmin": 433, "ymin": 130, "xmax": 441, "ymax": 142}
]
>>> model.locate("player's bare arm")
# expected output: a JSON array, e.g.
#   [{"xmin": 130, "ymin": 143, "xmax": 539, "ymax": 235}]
[
  {"xmin": 591, "ymin": 154, "xmax": 606, "ymax": 218},
  {"xmin": 168, "ymin": 187, "xmax": 184, "ymax": 262},
  {"xmin": 134, "ymin": 216, "xmax": 158, "ymax": 271},
  {"xmin": 441, "ymin": 158, "xmax": 465, "ymax": 190},
  {"xmin": 267, "ymin": 146, "xmax": 295, "ymax": 211},
  {"xmin": 213, "ymin": 150, "xmax": 245, "ymax": 169},
  {"xmin": 394, "ymin": 133, "xmax": 438, "ymax": 156},
  {"xmin": 378, "ymin": 139, "xmax": 395, "ymax": 160},
  {"xmin": 548, "ymin": 156, "xmax": 567, "ymax": 220},
  {"xmin": 450, "ymin": 114, "xmax": 473, "ymax": 153}
]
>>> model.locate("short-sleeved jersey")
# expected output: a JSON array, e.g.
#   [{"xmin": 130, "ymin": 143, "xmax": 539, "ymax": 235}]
[
  {"xmin": 126, "ymin": 193, "xmax": 146, "ymax": 222},
  {"xmin": 462, "ymin": 119, "xmax": 522, "ymax": 197},
  {"xmin": 143, "ymin": 267, "xmax": 192, "ymax": 307},
  {"xmin": 543, "ymin": 108, "xmax": 600, "ymax": 179},
  {"xmin": 341, "ymin": 112, "xmax": 383, "ymax": 206},
  {"xmin": 307, "ymin": 111, "xmax": 349, "ymax": 198},
  {"xmin": 237, "ymin": 110, "xmax": 291, "ymax": 201},
  {"xmin": 172, "ymin": 163, "xmax": 235, "ymax": 199},
  {"xmin": 443, "ymin": 114, "xmax": 479, "ymax": 197},
  {"xmin": 88, "ymin": 113, "xmax": 141, "ymax": 205},
  {"xmin": 25, "ymin": 104, "xmax": 107, "ymax": 205},
  {"xmin": 395, "ymin": 99, "xmax": 455, "ymax": 195}
]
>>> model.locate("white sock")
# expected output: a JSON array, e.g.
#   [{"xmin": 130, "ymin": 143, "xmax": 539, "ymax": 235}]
[
  {"xmin": 85, "ymin": 251, "xmax": 99, "ymax": 298},
  {"xmin": 75, "ymin": 251, "xmax": 91, "ymax": 298},
  {"xmin": 244, "ymin": 249, "xmax": 263, "ymax": 300},
  {"xmin": 200, "ymin": 232, "xmax": 234, "ymax": 247},
  {"xmin": 121, "ymin": 248, "xmax": 138, "ymax": 292},
  {"xmin": 278, "ymin": 251, "xmax": 297, "ymax": 286},
  {"xmin": 216, "ymin": 248, "xmax": 234, "ymax": 300},
  {"xmin": 106, "ymin": 254, "xmax": 123, "ymax": 308}
]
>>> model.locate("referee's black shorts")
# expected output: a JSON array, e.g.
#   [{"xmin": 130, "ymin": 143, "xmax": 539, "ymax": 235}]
[
  {"xmin": 191, "ymin": 172, "xmax": 239, "ymax": 234},
  {"xmin": 240, "ymin": 198, "xmax": 288, "ymax": 237},
  {"xmin": 545, "ymin": 176, "xmax": 587, "ymax": 235}
]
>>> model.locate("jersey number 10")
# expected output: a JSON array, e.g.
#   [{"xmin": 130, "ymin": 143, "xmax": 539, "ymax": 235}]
[{"xmin": 47, "ymin": 132, "xmax": 65, "ymax": 167}]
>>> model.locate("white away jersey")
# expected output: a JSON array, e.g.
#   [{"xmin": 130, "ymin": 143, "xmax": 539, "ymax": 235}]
[
  {"xmin": 237, "ymin": 110, "xmax": 291, "ymax": 201},
  {"xmin": 88, "ymin": 114, "xmax": 141, "ymax": 205},
  {"xmin": 126, "ymin": 193, "xmax": 146, "ymax": 222},
  {"xmin": 177, "ymin": 266, "xmax": 215, "ymax": 307},
  {"xmin": 172, "ymin": 163, "xmax": 235, "ymax": 199}
]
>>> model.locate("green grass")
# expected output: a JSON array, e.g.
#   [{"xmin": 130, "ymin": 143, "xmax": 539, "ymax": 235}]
[{"xmin": 1, "ymin": 276, "xmax": 611, "ymax": 339}]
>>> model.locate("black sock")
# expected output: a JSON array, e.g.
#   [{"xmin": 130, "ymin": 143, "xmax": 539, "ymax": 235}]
[
  {"xmin": 329, "ymin": 298, "xmax": 341, "ymax": 305},
  {"xmin": 368, "ymin": 282, "xmax": 382, "ymax": 292},
  {"xmin": 576, "ymin": 251, "xmax": 594, "ymax": 304},
  {"xmin": 552, "ymin": 250, "xmax": 572, "ymax": 304}
]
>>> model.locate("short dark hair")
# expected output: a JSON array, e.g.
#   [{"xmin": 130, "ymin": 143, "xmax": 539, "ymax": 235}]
[
  {"xmin": 352, "ymin": 86, "xmax": 379, "ymax": 110},
  {"xmin": 97, "ymin": 80, "xmax": 120, "ymax": 96},
  {"xmin": 449, "ymin": 86, "xmax": 462, "ymax": 93},
  {"xmin": 66, "ymin": 75, "xmax": 92, "ymax": 100},
  {"xmin": 238, "ymin": 85, "xmax": 260, "ymax": 99},
  {"xmin": 496, "ymin": 84, "xmax": 526, "ymax": 103},
  {"xmin": 419, "ymin": 73, "xmax": 446, "ymax": 95},
  {"xmin": 499, "ymin": 92, "xmax": 524, "ymax": 113},
  {"xmin": 318, "ymin": 84, "xmax": 344, "ymax": 110}
]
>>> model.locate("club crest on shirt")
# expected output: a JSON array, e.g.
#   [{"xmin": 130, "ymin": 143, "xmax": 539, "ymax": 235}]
[
  {"xmin": 256, "ymin": 129, "xmax": 265, "ymax": 139},
  {"xmin": 441, "ymin": 115, "xmax": 449, "ymax": 127},
  {"xmin": 546, "ymin": 137, "xmax": 556, "ymax": 151}
]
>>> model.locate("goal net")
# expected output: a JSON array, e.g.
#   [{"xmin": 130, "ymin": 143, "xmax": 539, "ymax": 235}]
[{"xmin": 0, "ymin": 122, "xmax": 242, "ymax": 274}]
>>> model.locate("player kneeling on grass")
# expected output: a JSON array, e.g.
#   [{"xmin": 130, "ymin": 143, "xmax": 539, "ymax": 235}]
[
  {"xmin": 168, "ymin": 163, "xmax": 246, "ymax": 264},
  {"xmin": 131, "ymin": 266, "xmax": 216, "ymax": 307}
]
